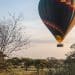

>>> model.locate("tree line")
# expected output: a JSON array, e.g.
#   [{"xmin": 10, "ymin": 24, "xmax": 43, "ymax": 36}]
[{"xmin": 0, "ymin": 53, "xmax": 75, "ymax": 75}]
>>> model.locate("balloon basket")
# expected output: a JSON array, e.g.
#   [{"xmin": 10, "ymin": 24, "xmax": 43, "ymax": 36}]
[{"xmin": 57, "ymin": 43, "xmax": 63, "ymax": 47}]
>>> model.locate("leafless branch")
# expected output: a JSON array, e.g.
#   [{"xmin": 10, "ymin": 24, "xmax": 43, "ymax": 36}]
[{"xmin": 0, "ymin": 14, "xmax": 30, "ymax": 58}]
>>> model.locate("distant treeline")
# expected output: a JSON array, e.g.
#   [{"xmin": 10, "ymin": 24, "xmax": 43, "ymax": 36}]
[{"xmin": 0, "ymin": 55, "xmax": 75, "ymax": 75}]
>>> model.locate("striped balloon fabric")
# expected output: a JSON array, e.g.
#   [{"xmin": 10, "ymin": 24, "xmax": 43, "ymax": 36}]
[
  {"xmin": 59, "ymin": 0, "xmax": 75, "ymax": 9},
  {"xmin": 38, "ymin": 0, "xmax": 75, "ymax": 45}
]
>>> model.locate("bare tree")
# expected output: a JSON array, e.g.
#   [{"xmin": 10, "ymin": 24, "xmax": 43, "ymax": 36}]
[
  {"xmin": 0, "ymin": 14, "xmax": 30, "ymax": 58},
  {"xmin": 70, "ymin": 44, "xmax": 75, "ymax": 50},
  {"xmin": 64, "ymin": 44, "xmax": 75, "ymax": 75},
  {"xmin": 65, "ymin": 44, "xmax": 75, "ymax": 59}
]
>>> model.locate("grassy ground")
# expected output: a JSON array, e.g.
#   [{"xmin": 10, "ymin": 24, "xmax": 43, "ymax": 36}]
[{"xmin": 0, "ymin": 68, "xmax": 48, "ymax": 75}]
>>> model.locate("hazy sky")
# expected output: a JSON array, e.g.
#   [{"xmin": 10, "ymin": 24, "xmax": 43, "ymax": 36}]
[{"xmin": 0, "ymin": 0, "xmax": 75, "ymax": 59}]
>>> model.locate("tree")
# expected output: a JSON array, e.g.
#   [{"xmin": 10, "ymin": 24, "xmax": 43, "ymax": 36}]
[
  {"xmin": 21, "ymin": 58, "xmax": 33, "ymax": 71},
  {"xmin": 0, "ymin": 51, "xmax": 7, "ymax": 70},
  {"xmin": 70, "ymin": 44, "xmax": 75, "ymax": 50},
  {"xmin": 33, "ymin": 59, "xmax": 42, "ymax": 75},
  {"xmin": 0, "ymin": 14, "xmax": 30, "ymax": 56},
  {"xmin": 46, "ymin": 57, "xmax": 59, "ymax": 75},
  {"xmin": 7, "ymin": 57, "xmax": 21, "ymax": 68},
  {"xmin": 64, "ymin": 44, "xmax": 75, "ymax": 75},
  {"xmin": 0, "ymin": 14, "xmax": 30, "ymax": 69}
]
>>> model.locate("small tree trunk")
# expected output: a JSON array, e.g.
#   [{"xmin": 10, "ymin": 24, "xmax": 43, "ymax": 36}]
[
  {"xmin": 24, "ymin": 66, "xmax": 28, "ymax": 71},
  {"xmin": 37, "ymin": 69, "xmax": 39, "ymax": 75},
  {"xmin": 25, "ymin": 67, "xmax": 28, "ymax": 71},
  {"xmin": 0, "ymin": 51, "xmax": 6, "ymax": 70}
]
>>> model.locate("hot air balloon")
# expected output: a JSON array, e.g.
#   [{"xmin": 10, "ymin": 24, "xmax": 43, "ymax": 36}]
[{"xmin": 38, "ymin": 0, "xmax": 75, "ymax": 47}]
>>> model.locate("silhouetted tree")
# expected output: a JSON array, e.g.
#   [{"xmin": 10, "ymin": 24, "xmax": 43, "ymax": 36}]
[
  {"xmin": 8, "ymin": 57, "xmax": 21, "ymax": 68},
  {"xmin": 21, "ymin": 58, "xmax": 33, "ymax": 71},
  {"xmin": 46, "ymin": 57, "xmax": 58, "ymax": 75},
  {"xmin": 33, "ymin": 59, "xmax": 42, "ymax": 75},
  {"xmin": 64, "ymin": 43, "xmax": 75, "ymax": 75},
  {"xmin": 0, "ymin": 13, "xmax": 30, "ymax": 70}
]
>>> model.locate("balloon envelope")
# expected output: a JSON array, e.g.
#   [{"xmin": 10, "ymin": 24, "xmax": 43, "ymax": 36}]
[{"xmin": 38, "ymin": 0, "xmax": 75, "ymax": 43}]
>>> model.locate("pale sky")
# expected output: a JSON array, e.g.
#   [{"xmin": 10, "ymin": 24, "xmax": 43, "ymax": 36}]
[{"xmin": 0, "ymin": 0, "xmax": 75, "ymax": 59}]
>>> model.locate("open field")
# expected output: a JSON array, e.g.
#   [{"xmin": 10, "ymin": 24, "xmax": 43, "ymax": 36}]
[{"xmin": 0, "ymin": 68, "xmax": 48, "ymax": 75}]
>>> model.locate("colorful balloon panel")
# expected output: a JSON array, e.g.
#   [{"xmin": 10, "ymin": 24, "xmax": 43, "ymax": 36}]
[{"xmin": 38, "ymin": 0, "xmax": 75, "ymax": 43}]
